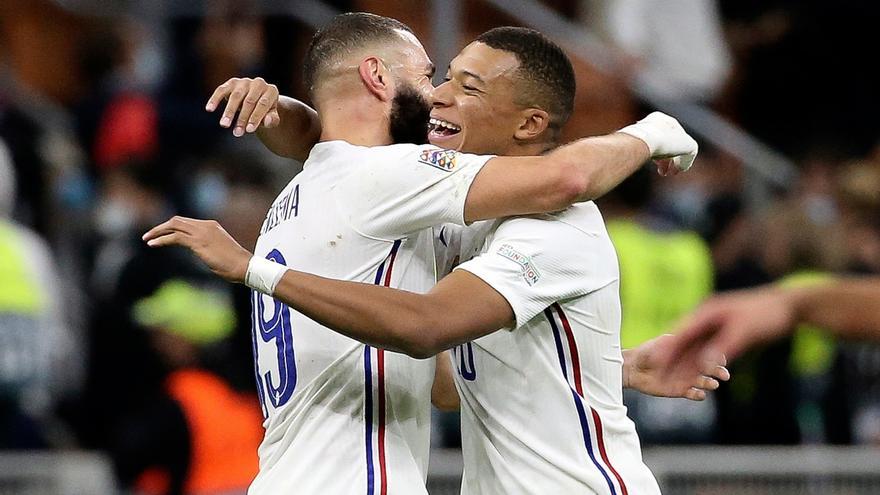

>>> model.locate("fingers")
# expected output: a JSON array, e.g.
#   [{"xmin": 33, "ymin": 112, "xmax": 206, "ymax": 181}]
[
  {"xmin": 676, "ymin": 151, "xmax": 696, "ymax": 172},
  {"xmin": 205, "ymin": 79, "xmax": 234, "ymax": 113},
  {"xmin": 233, "ymin": 83, "xmax": 264, "ymax": 137},
  {"xmin": 684, "ymin": 387, "xmax": 706, "ymax": 402},
  {"xmin": 207, "ymin": 77, "xmax": 278, "ymax": 136},
  {"xmin": 142, "ymin": 216, "xmax": 197, "ymax": 242},
  {"xmin": 244, "ymin": 84, "xmax": 279, "ymax": 134},
  {"xmin": 219, "ymin": 82, "xmax": 248, "ymax": 130},
  {"xmin": 697, "ymin": 375, "xmax": 720, "ymax": 391},
  {"xmin": 263, "ymin": 108, "xmax": 280, "ymax": 128},
  {"xmin": 655, "ymin": 158, "xmax": 672, "ymax": 176},
  {"xmin": 145, "ymin": 232, "xmax": 186, "ymax": 248}
]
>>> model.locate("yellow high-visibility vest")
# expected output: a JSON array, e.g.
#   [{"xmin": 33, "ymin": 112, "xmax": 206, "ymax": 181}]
[
  {"xmin": 607, "ymin": 219, "xmax": 714, "ymax": 349},
  {"xmin": 781, "ymin": 271, "xmax": 836, "ymax": 377},
  {"xmin": 0, "ymin": 221, "xmax": 42, "ymax": 315}
]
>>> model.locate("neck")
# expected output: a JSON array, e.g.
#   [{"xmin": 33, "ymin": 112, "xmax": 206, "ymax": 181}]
[
  {"xmin": 498, "ymin": 139, "xmax": 555, "ymax": 157},
  {"xmin": 317, "ymin": 92, "xmax": 393, "ymax": 147}
]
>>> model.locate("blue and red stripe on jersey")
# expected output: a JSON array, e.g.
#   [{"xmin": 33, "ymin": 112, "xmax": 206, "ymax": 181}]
[
  {"xmin": 364, "ymin": 239, "xmax": 402, "ymax": 495},
  {"xmin": 545, "ymin": 302, "xmax": 629, "ymax": 495}
]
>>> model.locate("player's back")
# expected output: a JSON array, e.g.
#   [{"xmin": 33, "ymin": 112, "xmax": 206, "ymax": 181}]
[
  {"xmin": 453, "ymin": 203, "xmax": 661, "ymax": 494},
  {"xmin": 248, "ymin": 140, "xmax": 491, "ymax": 494}
]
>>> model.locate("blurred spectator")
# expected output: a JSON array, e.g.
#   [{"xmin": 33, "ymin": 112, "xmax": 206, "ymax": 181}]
[
  {"xmin": 0, "ymin": 139, "xmax": 82, "ymax": 448},
  {"xmin": 600, "ymin": 165, "xmax": 716, "ymax": 443},
  {"xmin": 720, "ymin": 0, "xmax": 880, "ymax": 157},
  {"xmin": 581, "ymin": 0, "xmax": 732, "ymax": 103},
  {"xmin": 834, "ymin": 157, "xmax": 880, "ymax": 445},
  {"xmin": 113, "ymin": 279, "xmax": 263, "ymax": 495}
]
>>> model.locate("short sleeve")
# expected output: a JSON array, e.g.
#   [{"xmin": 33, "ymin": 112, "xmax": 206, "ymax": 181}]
[
  {"xmin": 454, "ymin": 213, "xmax": 618, "ymax": 329},
  {"xmin": 335, "ymin": 145, "xmax": 493, "ymax": 240},
  {"xmin": 434, "ymin": 223, "xmax": 463, "ymax": 278}
]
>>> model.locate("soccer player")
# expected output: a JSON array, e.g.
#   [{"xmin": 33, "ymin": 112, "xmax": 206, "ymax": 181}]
[{"xmin": 146, "ymin": 15, "xmax": 704, "ymax": 495}]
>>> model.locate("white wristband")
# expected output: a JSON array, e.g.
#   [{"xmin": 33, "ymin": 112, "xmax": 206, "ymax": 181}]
[
  {"xmin": 245, "ymin": 256, "xmax": 288, "ymax": 296},
  {"xmin": 618, "ymin": 123, "xmax": 659, "ymax": 155}
]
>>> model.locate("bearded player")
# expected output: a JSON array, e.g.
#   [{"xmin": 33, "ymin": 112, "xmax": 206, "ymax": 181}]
[{"xmin": 146, "ymin": 15, "xmax": 712, "ymax": 495}]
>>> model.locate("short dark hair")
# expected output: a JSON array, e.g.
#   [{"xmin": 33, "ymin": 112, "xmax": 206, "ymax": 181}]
[
  {"xmin": 303, "ymin": 12, "xmax": 414, "ymax": 96},
  {"xmin": 475, "ymin": 27, "xmax": 576, "ymax": 133}
]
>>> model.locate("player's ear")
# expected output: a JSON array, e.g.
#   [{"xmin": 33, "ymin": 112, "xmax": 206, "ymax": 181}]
[
  {"xmin": 358, "ymin": 56, "xmax": 393, "ymax": 102},
  {"xmin": 514, "ymin": 108, "xmax": 551, "ymax": 141}
]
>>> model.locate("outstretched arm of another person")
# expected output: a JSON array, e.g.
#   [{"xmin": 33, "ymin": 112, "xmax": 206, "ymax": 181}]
[
  {"xmin": 664, "ymin": 277, "xmax": 880, "ymax": 364},
  {"xmin": 206, "ymin": 77, "xmax": 321, "ymax": 162}
]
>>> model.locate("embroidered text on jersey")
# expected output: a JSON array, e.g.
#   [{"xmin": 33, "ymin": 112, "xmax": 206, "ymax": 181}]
[
  {"xmin": 261, "ymin": 184, "xmax": 300, "ymax": 235},
  {"xmin": 497, "ymin": 243, "xmax": 541, "ymax": 285}
]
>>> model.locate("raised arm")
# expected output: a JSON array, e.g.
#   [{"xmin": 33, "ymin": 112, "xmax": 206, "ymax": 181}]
[
  {"xmin": 462, "ymin": 112, "xmax": 698, "ymax": 223},
  {"xmin": 206, "ymin": 77, "xmax": 321, "ymax": 162}
]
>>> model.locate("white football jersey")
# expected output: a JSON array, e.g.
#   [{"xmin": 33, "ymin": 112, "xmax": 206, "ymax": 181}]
[
  {"xmin": 452, "ymin": 202, "xmax": 661, "ymax": 495},
  {"xmin": 248, "ymin": 141, "xmax": 491, "ymax": 495}
]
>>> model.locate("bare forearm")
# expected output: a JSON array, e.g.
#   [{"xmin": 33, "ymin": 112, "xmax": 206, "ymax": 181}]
[
  {"xmin": 255, "ymin": 96, "xmax": 321, "ymax": 161},
  {"xmin": 790, "ymin": 278, "xmax": 880, "ymax": 340},
  {"xmin": 550, "ymin": 133, "xmax": 651, "ymax": 202},
  {"xmin": 272, "ymin": 270, "xmax": 439, "ymax": 358},
  {"xmin": 432, "ymin": 351, "xmax": 461, "ymax": 411}
]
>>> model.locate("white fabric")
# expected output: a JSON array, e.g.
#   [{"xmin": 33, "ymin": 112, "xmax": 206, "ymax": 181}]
[
  {"xmin": 0, "ymin": 139, "xmax": 15, "ymax": 218},
  {"xmin": 244, "ymin": 256, "xmax": 288, "ymax": 296},
  {"xmin": 589, "ymin": 0, "xmax": 732, "ymax": 101},
  {"xmin": 248, "ymin": 141, "xmax": 491, "ymax": 495},
  {"xmin": 618, "ymin": 112, "xmax": 699, "ymax": 171},
  {"xmin": 451, "ymin": 202, "xmax": 661, "ymax": 495}
]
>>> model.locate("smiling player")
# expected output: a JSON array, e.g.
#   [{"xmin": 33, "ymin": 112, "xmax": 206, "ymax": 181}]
[{"xmin": 147, "ymin": 16, "xmax": 709, "ymax": 495}]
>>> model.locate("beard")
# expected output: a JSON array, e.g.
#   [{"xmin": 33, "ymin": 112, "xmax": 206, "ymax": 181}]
[{"xmin": 389, "ymin": 82, "xmax": 431, "ymax": 145}]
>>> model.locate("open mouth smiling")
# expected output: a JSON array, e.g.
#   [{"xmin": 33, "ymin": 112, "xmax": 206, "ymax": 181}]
[{"xmin": 428, "ymin": 117, "xmax": 462, "ymax": 140}]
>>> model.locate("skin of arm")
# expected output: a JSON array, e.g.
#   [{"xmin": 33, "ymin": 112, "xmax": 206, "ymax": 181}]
[
  {"xmin": 206, "ymin": 78, "xmax": 321, "ymax": 162},
  {"xmin": 207, "ymin": 79, "xmax": 693, "ymax": 224},
  {"xmin": 271, "ymin": 268, "xmax": 514, "ymax": 359},
  {"xmin": 667, "ymin": 278, "xmax": 880, "ymax": 365},
  {"xmin": 788, "ymin": 279, "xmax": 880, "ymax": 339},
  {"xmin": 142, "ymin": 217, "xmax": 728, "ymax": 401},
  {"xmin": 462, "ymin": 133, "xmax": 654, "ymax": 223},
  {"xmin": 432, "ymin": 351, "xmax": 461, "ymax": 411},
  {"xmin": 254, "ymin": 96, "xmax": 321, "ymax": 162}
]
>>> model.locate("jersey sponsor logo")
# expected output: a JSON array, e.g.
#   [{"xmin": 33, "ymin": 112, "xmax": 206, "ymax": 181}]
[
  {"xmin": 497, "ymin": 243, "xmax": 541, "ymax": 286},
  {"xmin": 418, "ymin": 148, "xmax": 458, "ymax": 172}
]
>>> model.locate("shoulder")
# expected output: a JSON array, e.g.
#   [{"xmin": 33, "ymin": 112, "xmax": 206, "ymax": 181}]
[{"xmin": 493, "ymin": 202, "xmax": 607, "ymax": 242}]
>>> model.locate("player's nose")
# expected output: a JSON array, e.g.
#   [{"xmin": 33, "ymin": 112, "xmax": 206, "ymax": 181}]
[{"xmin": 431, "ymin": 80, "xmax": 453, "ymax": 107}]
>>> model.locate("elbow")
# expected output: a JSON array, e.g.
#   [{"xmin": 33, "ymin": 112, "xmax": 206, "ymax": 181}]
[
  {"xmin": 400, "ymin": 335, "xmax": 442, "ymax": 360},
  {"xmin": 406, "ymin": 346, "xmax": 439, "ymax": 360},
  {"xmin": 393, "ymin": 320, "xmax": 443, "ymax": 360},
  {"xmin": 549, "ymin": 161, "xmax": 592, "ymax": 209}
]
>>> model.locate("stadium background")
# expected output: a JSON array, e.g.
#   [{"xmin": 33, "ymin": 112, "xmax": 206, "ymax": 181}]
[{"xmin": 1, "ymin": 0, "xmax": 878, "ymax": 493}]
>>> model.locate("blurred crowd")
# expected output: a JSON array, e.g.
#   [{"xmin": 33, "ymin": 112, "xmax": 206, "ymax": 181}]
[{"xmin": 0, "ymin": 0, "xmax": 878, "ymax": 493}]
